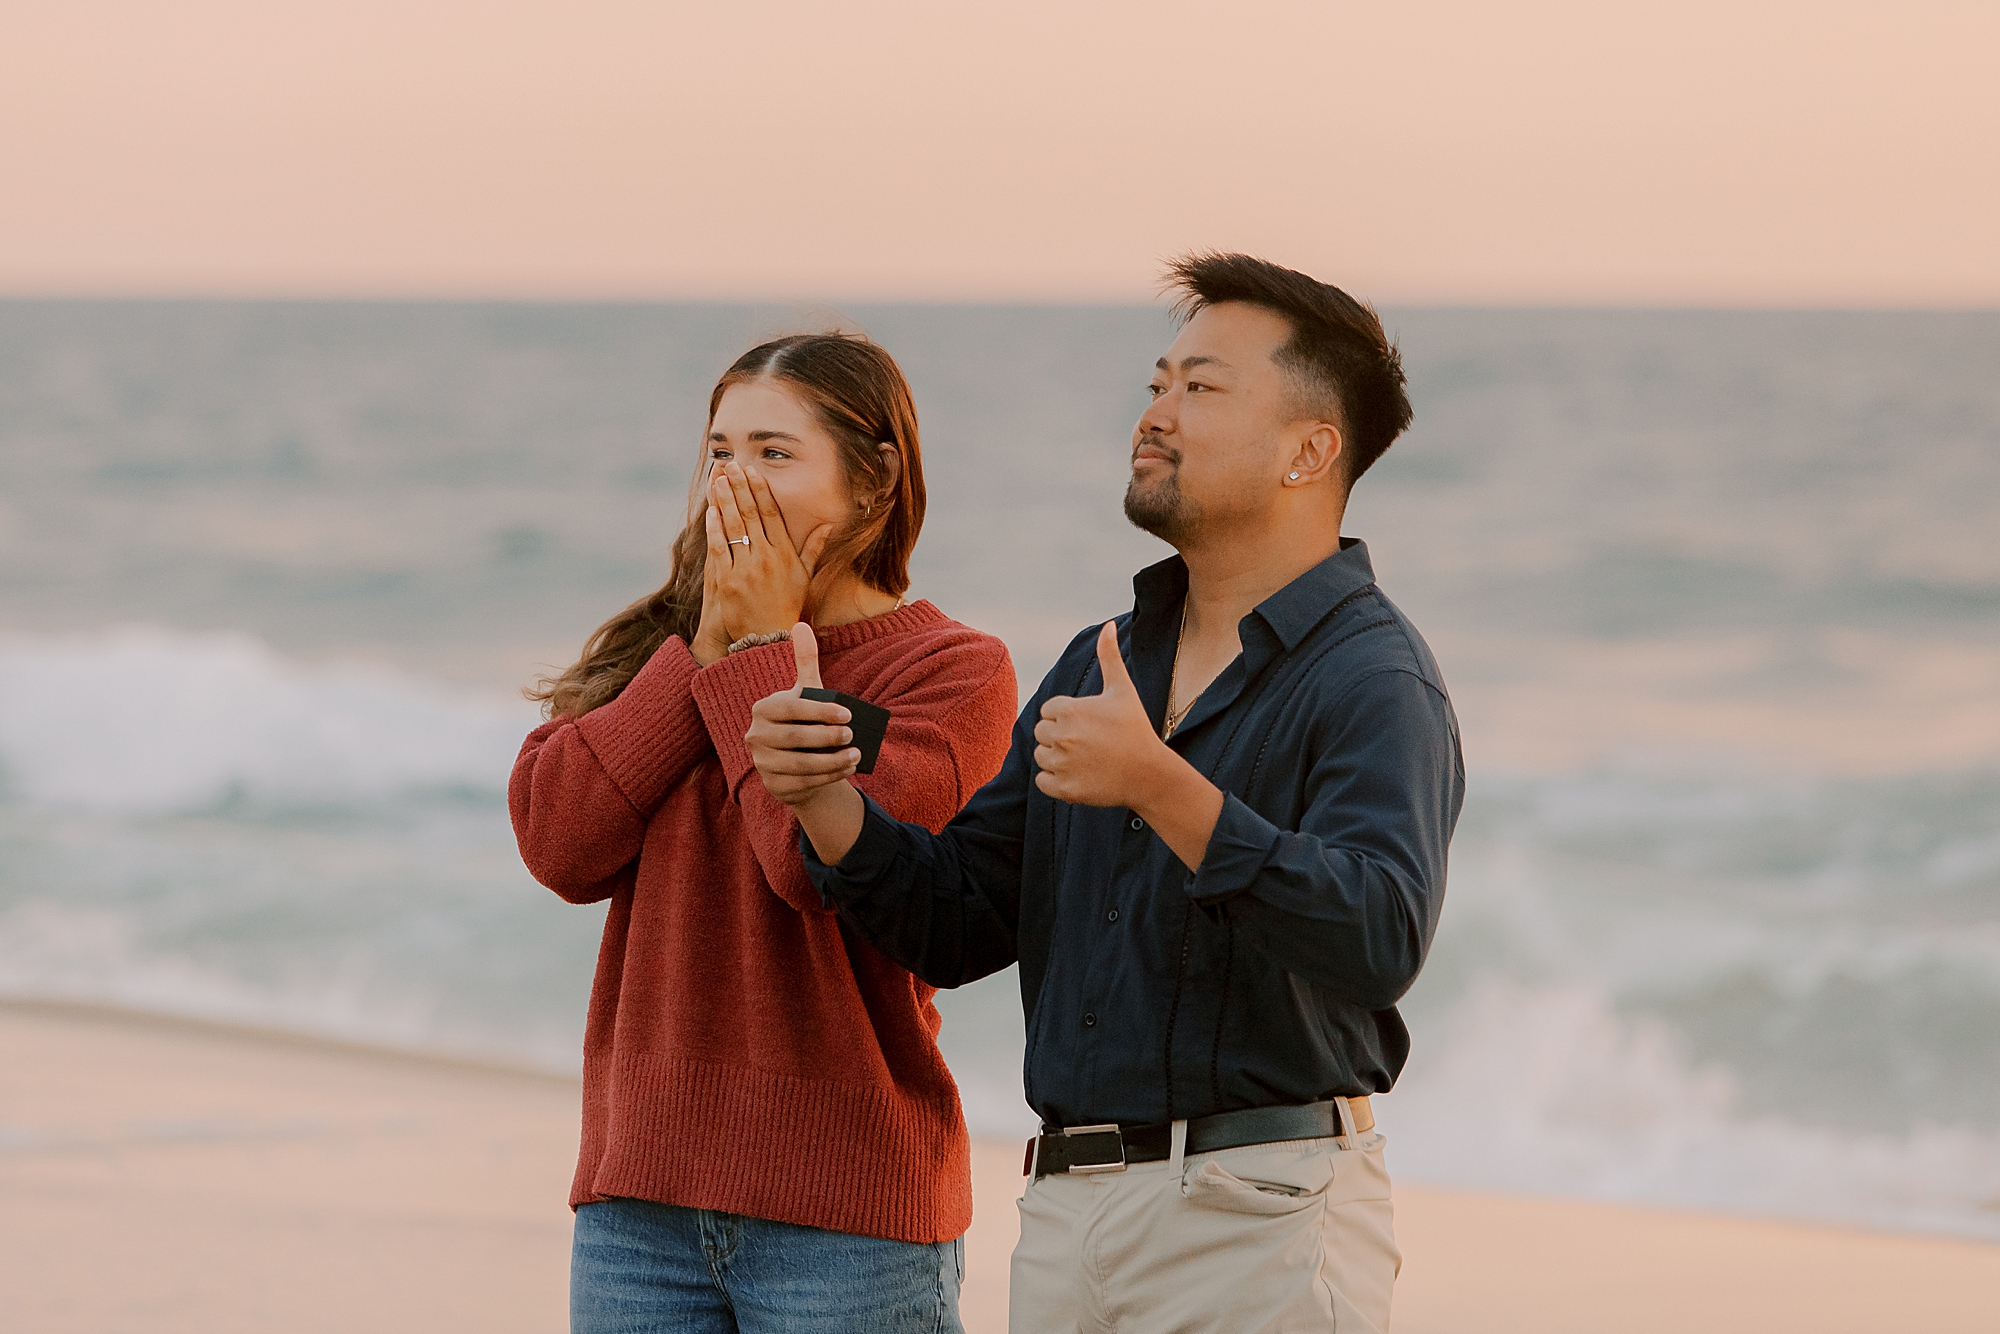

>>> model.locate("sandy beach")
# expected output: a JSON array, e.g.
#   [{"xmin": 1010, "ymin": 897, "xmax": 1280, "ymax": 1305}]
[{"xmin": 4, "ymin": 1001, "xmax": 1996, "ymax": 1333}]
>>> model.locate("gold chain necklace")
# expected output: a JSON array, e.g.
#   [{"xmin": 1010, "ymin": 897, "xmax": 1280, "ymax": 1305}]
[{"xmin": 1162, "ymin": 604, "xmax": 1196, "ymax": 740}]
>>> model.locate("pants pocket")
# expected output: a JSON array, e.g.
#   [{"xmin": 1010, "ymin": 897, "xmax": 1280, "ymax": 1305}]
[{"xmin": 1179, "ymin": 1144, "xmax": 1336, "ymax": 1216}]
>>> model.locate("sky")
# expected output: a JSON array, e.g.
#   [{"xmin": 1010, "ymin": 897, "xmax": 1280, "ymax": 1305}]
[{"xmin": 2, "ymin": 0, "xmax": 1996, "ymax": 305}]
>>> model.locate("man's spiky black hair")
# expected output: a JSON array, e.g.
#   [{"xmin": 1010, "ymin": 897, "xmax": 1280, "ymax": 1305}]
[{"xmin": 1165, "ymin": 252, "xmax": 1412, "ymax": 484}]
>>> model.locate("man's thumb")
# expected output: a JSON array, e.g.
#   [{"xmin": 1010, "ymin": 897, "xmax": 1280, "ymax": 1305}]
[
  {"xmin": 792, "ymin": 621, "xmax": 823, "ymax": 691},
  {"xmin": 1095, "ymin": 620, "xmax": 1134, "ymax": 695}
]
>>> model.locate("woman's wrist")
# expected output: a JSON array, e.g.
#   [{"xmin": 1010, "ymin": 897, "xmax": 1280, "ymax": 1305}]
[{"xmin": 689, "ymin": 629, "xmax": 729, "ymax": 667}]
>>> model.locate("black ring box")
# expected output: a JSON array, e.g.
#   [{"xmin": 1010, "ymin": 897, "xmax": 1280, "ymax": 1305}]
[{"xmin": 800, "ymin": 688, "xmax": 891, "ymax": 774}]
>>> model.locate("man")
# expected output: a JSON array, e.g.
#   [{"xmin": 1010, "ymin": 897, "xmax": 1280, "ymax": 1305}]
[{"xmin": 746, "ymin": 253, "xmax": 1463, "ymax": 1332}]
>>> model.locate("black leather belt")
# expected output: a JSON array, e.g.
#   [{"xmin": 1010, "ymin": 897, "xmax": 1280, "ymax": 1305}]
[{"xmin": 1025, "ymin": 1097, "xmax": 1374, "ymax": 1179}]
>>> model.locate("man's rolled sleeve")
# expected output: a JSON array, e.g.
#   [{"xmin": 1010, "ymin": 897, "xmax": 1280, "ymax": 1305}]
[
  {"xmin": 801, "ymin": 792, "xmax": 908, "ymax": 907},
  {"xmin": 1185, "ymin": 793, "xmax": 1280, "ymax": 906}
]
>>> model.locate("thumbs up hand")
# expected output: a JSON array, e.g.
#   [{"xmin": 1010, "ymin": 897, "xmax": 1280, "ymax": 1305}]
[
  {"xmin": 1032, "ymin": 621, "xmax": 1175, "ymax": 810},
  {"xmin": 746, "ymin": 621, "xmax": 860, "ymax": 808},
  {"xmin": 791, "ymin": 619, "xmax": 824, "ymax": 692}
]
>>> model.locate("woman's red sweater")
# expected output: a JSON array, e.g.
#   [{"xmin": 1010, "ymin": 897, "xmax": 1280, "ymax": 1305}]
[{"xmin": 509, "ymin": 601, "xmax": 1016, "ymax": 1243}]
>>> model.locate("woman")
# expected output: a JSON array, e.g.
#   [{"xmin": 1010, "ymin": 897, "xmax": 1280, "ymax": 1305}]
[{"xmin": 510, "ymin": 333, "xmax": 1017, "ymax": 1333}]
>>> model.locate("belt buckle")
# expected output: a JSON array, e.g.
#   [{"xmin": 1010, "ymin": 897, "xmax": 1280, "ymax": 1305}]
[{"xmin": 1061, "ymin": 1123, "xmax": 1126, "ymax": 1175}]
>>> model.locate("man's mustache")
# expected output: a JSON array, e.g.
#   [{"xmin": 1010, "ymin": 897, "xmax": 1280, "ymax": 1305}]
[{"xmin": 1132, "ymin": 431, "xmax": 1181, "ymax": 466}]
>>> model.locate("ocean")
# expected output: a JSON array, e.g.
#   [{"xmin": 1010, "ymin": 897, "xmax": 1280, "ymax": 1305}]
[{"xmin": 2, "ymin": 300, "xmax": 1997, "ymax": 1240}]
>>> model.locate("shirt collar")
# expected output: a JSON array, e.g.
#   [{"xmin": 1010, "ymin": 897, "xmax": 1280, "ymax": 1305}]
[
  {"xmin": 1132, "ymin": 537, "xmax": 1377, "ymax": 653},
  {"xmin": 1254, "ymin": 537, "xmax": 1377, "ymax": 649}
]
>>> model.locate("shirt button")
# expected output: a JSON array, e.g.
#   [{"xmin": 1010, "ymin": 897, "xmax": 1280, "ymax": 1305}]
[
  {"xmin": 1105, "ymin": 908, "xmax": 1120, "ymax": 923},
  {"xmin": 1129, "ymin": 817, "xmax": 1144, "ymax": 831},
  {"xmin": 1083, "ymin": 1012, "xmax": 1098, "ymax": 1028}
]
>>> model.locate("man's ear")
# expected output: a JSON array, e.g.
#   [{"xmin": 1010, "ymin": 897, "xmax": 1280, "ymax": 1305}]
[{"xmin": 1284, "ymin": 423, "xmax": 1343, "ymax": 486}]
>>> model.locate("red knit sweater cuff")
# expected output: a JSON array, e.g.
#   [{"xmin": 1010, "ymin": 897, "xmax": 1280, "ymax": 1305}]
[
  {"xmin": 690, "ymin": 641, "xmax": 800, "ymax": 789},
  {"xmin": 575, "ymin": 636, "xmax": 710, "ymax": 813}
]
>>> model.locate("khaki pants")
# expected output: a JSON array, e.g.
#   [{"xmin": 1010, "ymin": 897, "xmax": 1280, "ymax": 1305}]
[{"xmin": 1009, "ymin": 1128, "xmax": 1399, "ymax": 1333}]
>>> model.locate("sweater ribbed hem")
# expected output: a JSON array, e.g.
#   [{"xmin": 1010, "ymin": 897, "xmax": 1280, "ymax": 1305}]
[
  {"xmin": 576, "ymin": 636, "xmax": 708, "ymax": 814},
  {"xmin": 575, "ymin": 1052, "xmax": 972, "ymax": 1245},
  {"xmin": 691, "ymin": 641, "xmax": 801, "ymax": 791}
]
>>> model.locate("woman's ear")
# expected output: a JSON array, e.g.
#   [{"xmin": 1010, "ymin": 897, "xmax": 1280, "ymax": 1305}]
[{"xmin": 871, "ymin": 442, "xmax": 902, "ymax": 509}]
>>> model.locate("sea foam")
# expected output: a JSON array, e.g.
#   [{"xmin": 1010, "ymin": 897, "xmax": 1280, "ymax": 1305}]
[
  {"xmin": 1388, "ymin": 980, "xmax": 2000, "ymax": 1241},
  {"xmin": 0, "ymin": 628, "xmax": 539, "ymax": 815},
  {"xmin": 5, "ymin": 629, "xmax": 1999, "ymax": 1240}
]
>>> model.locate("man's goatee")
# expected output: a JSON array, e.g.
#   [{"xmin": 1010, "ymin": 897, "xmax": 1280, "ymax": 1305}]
[{"xmin": 1124, "ymin": 475, "xmax": 1193, "ymax": 545}]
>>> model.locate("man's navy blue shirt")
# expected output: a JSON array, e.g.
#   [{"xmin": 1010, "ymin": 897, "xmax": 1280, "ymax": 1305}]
[{"xmin": 804, "ymin": 539, "xmax": 1464, "ymax": 1128}]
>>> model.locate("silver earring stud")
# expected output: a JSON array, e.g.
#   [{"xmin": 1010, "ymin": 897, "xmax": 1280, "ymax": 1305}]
[{"xmin": 1288, "ymin": 471, "xmax": 1300, "ymax": 480}]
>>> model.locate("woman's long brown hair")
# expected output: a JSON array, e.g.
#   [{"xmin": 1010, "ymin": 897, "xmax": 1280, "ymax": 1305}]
[{"xmin": 528, "ymin": 333, "xmax": 927, "ymax": 720}]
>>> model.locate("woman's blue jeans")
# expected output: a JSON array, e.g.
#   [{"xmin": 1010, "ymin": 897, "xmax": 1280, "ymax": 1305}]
[{"xmin": 570, "ymin": 1197, "xmax": 966, "ymax": 1334}]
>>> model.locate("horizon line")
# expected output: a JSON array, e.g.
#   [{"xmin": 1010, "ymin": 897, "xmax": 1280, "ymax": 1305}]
[{"xmin": 6, "ymin": 290, "xmax": 1999, "ymax": 316}]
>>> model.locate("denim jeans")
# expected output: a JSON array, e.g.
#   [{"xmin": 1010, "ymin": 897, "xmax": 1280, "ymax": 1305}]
[{"xmin": 571, "ymin": 1197, "xmax": 965, "ymax": 1334}]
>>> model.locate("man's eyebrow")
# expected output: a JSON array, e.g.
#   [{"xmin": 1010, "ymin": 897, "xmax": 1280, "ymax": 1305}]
[{"xmin": 1154, "ymin": 355, "xmax": 1232, "ymax": 373}]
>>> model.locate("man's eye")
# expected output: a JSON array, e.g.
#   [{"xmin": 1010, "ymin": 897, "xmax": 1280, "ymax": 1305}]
[
  {"xmin": 1148, "ymin": 384, "xmax": 1166, "ymax": 397},
  {"xmin": 1187, "ymin": 382, "xmax": 1208, "ymax": 392}
]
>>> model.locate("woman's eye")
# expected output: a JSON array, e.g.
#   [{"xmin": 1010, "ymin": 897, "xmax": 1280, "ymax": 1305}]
[
  {"xmin": 762, "ymin": 448, "xmax": 789, "ymax": 461},
  {"xmin": 709, "ymin": 448, "xmax": 731, "ymax": 461}
]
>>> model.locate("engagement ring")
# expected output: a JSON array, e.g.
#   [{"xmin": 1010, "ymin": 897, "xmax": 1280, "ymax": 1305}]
[{"xmin": 729, "ymin": 537, "xmax": 751, "ymax": 547}]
